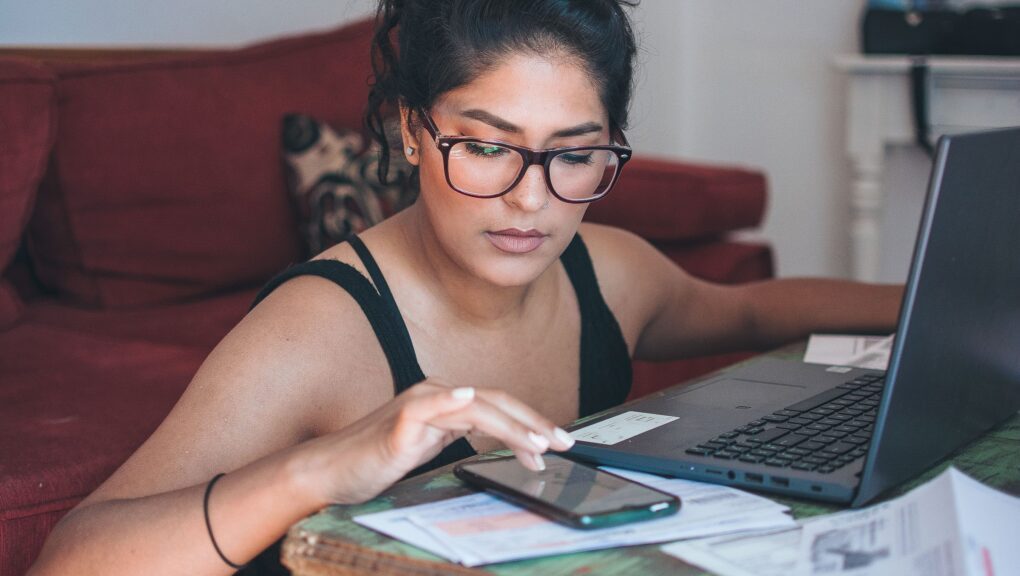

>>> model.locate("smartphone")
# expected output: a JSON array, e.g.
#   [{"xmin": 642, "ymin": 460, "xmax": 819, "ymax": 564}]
[{"xmin": 454, "ymin": 454, "xmax": 680, "ymax": 530}]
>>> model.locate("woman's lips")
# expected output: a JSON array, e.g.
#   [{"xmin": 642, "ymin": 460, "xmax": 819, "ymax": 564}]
[{"xmin": 485, "ymin": 229, "xmax": 548, "ymax": 254}]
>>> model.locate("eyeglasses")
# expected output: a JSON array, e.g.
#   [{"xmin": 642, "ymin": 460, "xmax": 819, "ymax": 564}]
[{"xmin": 418, "ymin": 109, "xmax": 632, "ymax": 204}]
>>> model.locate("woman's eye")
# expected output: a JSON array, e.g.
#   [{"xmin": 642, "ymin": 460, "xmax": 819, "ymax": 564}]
[
  {"xmin": 465, "ymin": 142, "xmax": 509, "ymax": 158},
  {"xmin": 559, "ymin": 152, "xmax": 595, "ymax": 166}
]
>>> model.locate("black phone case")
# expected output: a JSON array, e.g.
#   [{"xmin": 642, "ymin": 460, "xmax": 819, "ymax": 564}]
[{"xmin": 453, "ymin": 456, "xmax": 679, "ymax": 530}]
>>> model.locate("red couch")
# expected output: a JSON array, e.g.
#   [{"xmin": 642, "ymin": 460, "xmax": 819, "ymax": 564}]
[{"xmin": 0, "ymin": 19, "xmax": 772, "ymax": 575}]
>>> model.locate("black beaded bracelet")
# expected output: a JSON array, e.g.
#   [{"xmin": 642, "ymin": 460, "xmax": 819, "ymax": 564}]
[{"xmin": 203, "ymin": 473, "xmax": 245, "ymax": 570}]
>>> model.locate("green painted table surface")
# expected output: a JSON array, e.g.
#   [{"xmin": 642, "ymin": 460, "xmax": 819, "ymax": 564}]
[{"xmin": 281, "ymin": 350, "xmax": 1020, "ymax": 575}]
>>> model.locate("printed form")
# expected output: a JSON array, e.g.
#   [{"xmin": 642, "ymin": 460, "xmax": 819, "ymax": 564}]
[
  {"xmin": 355, "ymin": 467, "xmax": 793, "ymax": 566},
  {"xmin": 663, "ymin": 467, "xmax": 1020, "ymax": 576}
]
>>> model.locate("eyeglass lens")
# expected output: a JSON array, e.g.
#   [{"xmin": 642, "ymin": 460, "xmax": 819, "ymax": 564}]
[{"xmin": 447, "ymin": 142, "xmax": 620, "ymax": 201}]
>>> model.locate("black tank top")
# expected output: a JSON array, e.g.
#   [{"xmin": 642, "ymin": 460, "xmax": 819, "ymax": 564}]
[{"xmin": 240, "ymin": 233, "xmax": 631, "ymax": 575}]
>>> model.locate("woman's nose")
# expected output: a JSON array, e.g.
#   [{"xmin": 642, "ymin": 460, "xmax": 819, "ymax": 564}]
[{"xmin": 504, "ymin": 165, "xmax": 550, "ymax": 212}]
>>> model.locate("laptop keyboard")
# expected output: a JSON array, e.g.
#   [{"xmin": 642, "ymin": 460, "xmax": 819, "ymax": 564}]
[{"xmin": 684, "ymin": 374, "xmax": 884, "ymax": 474}]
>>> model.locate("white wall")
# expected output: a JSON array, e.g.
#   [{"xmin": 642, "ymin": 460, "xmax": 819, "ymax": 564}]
[
  {"xmin": 0, "ymin": 0, "xmax": 376, "ymax": 46},
  {"xmin": 631, "ymin": 1, "xmax": 868, "ymax": 278},
  {"xmin": 4, "ymin": 0, "xmax": 917, "ymax": 280}
]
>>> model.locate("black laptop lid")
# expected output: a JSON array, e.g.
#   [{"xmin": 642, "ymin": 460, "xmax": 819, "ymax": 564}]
[{"xmin": 854, "ymin": 127, "xmax": 1020, "ymax": 506}]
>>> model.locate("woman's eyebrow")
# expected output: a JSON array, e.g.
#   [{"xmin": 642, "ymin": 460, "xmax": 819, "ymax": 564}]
[{"xmin": 459, "ymin": 108, "xmax": 603, "ymax": 138}]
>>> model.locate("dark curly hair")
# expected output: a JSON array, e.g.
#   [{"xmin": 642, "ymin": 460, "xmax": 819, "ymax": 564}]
[{"xmin": 365, "ymin": 0, "xmax": 639, "ymax": 184}]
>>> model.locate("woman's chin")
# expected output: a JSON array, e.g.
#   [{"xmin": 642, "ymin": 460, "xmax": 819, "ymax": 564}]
[{"xmin": 472, "ymin": 254, "xmax": 553, "ymax": 289}]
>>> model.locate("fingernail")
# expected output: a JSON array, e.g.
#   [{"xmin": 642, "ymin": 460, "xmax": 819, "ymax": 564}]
[
  {"xmin": 553, "ymin": 427, "xmax": 575, "ymax": 449},
  {"xmin": 533, "ymin": 453, "xmax": 546, "ymax": 471},
  {"xmin": 451, "ymin": 387, "xmax": 475, "ymax": 400},
  {"xmin": 528, "ymin": 431, "xmax": 550, "ymax": 451}
]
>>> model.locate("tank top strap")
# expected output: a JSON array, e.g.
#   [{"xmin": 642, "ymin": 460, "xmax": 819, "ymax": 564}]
[
  {"xmin": 347, "ymin": 235, "xmax": 397, "ymax": 309},
  {"xmin": 250, "ymin": 254, "xmax": 426, "ymax": 392},
  {"xmin": 345, "ymin": 236, "xmax": 423, "ymax": 393},
  {"xmin": 559, "ymin": 234, "xmax": 633, "ymax": 416}
]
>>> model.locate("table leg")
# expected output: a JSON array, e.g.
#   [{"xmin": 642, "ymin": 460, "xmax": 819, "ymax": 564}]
[{"xmin": 849, "ymin": 153, "xmax": 884, "ymax": 282}]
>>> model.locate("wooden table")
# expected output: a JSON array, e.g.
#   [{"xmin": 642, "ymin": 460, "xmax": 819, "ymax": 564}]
[{"xmin": 281, "ymin": 353, "xmax": 1020, "ymax": 575}]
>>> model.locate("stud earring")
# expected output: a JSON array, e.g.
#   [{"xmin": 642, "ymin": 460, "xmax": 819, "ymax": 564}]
[{"xmin": 405, "ymin": 146, "xmax": 415, "ymax": 156}]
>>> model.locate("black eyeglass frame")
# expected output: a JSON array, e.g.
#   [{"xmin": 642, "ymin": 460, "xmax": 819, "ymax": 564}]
[{"xmin": 416, "ymin": 108, "xmax": 632, "ymax": 204}]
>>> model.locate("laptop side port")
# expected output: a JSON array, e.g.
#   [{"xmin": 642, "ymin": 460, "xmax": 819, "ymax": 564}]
[
  {"xmin": 811, "ymin": 485, "xmax": 823, "ymax": 492},
  {"xmin": 771, "ymin": 476, "xmax": 789, "ymax": 487},
  {"xmin": 704, "ymin": 468, "xmax": 724, "ymax": 476},
  {"xmin": 745, "ymin": 473, "xmax": 763, "ymax": 484}
]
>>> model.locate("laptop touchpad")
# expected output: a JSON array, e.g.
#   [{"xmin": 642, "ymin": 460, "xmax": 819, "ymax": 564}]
[{"xmin": 670, "ymin": 378, "xmax": 806, "ymax": 411}]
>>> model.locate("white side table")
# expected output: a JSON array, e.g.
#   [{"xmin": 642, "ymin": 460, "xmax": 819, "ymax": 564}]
[{"xmin": 834, "ymin": 55, "xmax": 1020, "ymax": 282}]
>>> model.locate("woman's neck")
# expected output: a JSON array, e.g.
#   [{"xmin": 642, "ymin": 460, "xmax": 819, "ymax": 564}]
[{"xmin": 396, "ymin": 204, "xmax": 552, "ymax": 329}]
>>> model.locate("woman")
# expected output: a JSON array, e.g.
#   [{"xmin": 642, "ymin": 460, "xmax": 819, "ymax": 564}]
[{"xmin": 29, "ymin": 1, "xmax": 901, "ymax": 574}]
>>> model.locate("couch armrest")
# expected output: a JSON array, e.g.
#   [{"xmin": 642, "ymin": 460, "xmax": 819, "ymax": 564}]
[{"xmin": 584, "ymin": 156, "xmax": 767, "ymax": 242}]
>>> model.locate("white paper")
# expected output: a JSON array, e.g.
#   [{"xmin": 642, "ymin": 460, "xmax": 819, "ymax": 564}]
[
  {"xmin": 662, "ymin": 526, "xmax": 803, "ymax": 576},
  {"xmin": 844, "ymin": 334, "xmax": 895, "ymax": 370},
  {"xmin": 952, "ymin": 468, "xmax": 1020, "ymax": 576},
  {"xmin": 796, "ymin": 467, "xmax": 1020, "ymax": 576},
  {"xmin": 352, "ymin": 502, "xmax": 465, "ymax": 560},
  {"xmin": 662, "ymin": 468, "xmax": 1020, "ymax": 576},
  {"xmin": 355, "ymin": 466, "xmax": 793, "ymax": 566},
  {"xmin": 569, "ymin": 411, "xmax": 678, "ymax": 445},
  {"xmin": 804, "ymin": 334, "xmax": 894, "ymax": 370}
]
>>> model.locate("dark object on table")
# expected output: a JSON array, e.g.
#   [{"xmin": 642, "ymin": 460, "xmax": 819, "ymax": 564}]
[
  {"xmin": 862, "ymin": 4, "xmax": 1020, "ymax": 56},
  {"xmin": 455, "ymin": 455, "xmax": 679, "ymax": 530}
]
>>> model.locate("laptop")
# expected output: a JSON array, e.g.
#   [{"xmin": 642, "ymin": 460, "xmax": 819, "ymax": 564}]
[{"xmin": 566, "ymin": 127, "xmax": 1020, "ymax": 507}]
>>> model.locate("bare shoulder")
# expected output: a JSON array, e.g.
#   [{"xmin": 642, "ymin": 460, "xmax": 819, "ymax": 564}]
[
  {"xmin": 577, "ymin": 222, "xmax": 682, "ymax": 291},
  {"xmin": 238, "ymin": 264, "xmax": 395, "ymax": 422},
  {"xmin": 577, "ymin": 222, "xmax": 660, "ymax": 274},
  {"xmin": 80, "ymin": 257, "xmax": 393, "ymax": 505},
  {"xmin": 215, "ymin": 246, "xmax": 396, "ymax": 428}
]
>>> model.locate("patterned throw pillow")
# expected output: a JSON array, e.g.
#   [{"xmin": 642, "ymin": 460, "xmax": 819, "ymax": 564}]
[{"xmin": 281, "ymin": 114, "xmax": 416, "ymax": 256}]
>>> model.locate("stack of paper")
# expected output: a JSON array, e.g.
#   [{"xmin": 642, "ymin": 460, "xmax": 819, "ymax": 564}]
[
  {"xmin": 355, "ymin": 467, "xmax": 794, "ymax": 566},
  {"xmin": 663, "ymin": 467, "xmax": 1020, "ymax": 576}
]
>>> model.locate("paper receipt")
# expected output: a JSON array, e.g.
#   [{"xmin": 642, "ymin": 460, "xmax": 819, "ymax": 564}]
[{"xmin": 569, "ymin": 411, "xmax": 678, "ymax": 445}]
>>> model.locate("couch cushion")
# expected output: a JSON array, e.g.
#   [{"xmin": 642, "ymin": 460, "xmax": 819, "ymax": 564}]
[
  {"xmin": 25, "ymin": 287, "xmax": 256, "ymax": 349},
  {"xmin": 0, "ymin": 58, "xmax": 56, "ymax": 327},
  {"xmin": 27, "ymin": 19, "xmax": 376, "ymax": 308},
  {"xmin": 0, "ymin": 323, "xmax": 207, "ymax": 575},
  {"xmin": 658, "ymin": 239, "xmax": 775, "ymax": 284},
  {"xmin": 585, "ymin": 156, "xmax": 767, "ymax": 242},
  {"xmin": 0, "ymin": 282, "xmax": 24, "ymax": 331}
]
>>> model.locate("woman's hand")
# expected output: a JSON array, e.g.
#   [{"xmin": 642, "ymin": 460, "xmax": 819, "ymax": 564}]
[{"xmin": 293, "ymin": 380, "xmax": 576, "ymax": 506}]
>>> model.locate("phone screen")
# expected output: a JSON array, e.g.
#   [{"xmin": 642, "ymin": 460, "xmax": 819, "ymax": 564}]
[{"xmin": 456, "ymin": 455, "xmax": 676, "ymax": 519}]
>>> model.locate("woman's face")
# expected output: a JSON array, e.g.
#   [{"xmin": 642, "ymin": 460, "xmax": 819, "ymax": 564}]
[{"xmin": 402, "ymin": 53, "xmax": 611, "ymax": 288}]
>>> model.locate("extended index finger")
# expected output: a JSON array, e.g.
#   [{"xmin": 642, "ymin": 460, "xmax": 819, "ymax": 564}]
[{"xmin": 473, "ymin": 389, "xmax": 574, "ymax": 451}]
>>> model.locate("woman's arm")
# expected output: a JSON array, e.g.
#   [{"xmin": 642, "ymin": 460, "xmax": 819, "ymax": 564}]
[
  {"xmin": 29, "ymin": 277, "xmax": 571, "ymax": 576},
  {"xmin": 30, "ymin": 441, "xmax": 316, "ymax": 576},
  {"xmin": 581, "ymin": 224, "xmax": 903, "ymax": 362},
  {"xmin": 639, "ymin": 276, "xmax": 902, "ymax": 360}
]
